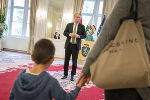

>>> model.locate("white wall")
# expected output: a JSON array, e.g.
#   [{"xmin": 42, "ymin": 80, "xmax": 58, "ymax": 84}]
[
  {"xmin": 2, "ymin": 37, "xmax": 29, "ymax": 51},
  {"xmin": 50, "ymin": 39, "xmax": 65, "ymax": 58}
]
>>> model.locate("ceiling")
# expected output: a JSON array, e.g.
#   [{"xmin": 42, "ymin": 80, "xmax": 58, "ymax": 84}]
[{"xmin": 49, "ymin": 0, "xmax": 65, "ymax": 9}]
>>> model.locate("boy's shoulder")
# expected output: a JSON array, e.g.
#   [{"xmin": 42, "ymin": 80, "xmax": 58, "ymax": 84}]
[
  {"xmin": 44, "ymin": 71, "xmax": 59, "ymax": 83},
  {"xmin": 18, "ymin": 70, "xmax": 58, "ymax": 84}
]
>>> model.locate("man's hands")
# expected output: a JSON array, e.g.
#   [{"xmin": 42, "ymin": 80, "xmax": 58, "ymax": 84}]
[
  {"xmin": 76, "ymin": 73, "xmax": 91, "ymax": 88},
  {"xmin": 69, "ymin": 33, "xmax": 80, "ymax": 38}
]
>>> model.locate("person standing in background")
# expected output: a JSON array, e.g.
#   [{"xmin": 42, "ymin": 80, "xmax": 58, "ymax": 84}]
[{"xmin": 61, "ymin": 13, "xmax": 86, "ymax": 81}]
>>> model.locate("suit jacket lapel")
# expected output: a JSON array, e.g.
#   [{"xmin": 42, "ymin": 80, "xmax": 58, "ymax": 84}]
[{"xmin": 70, "ymin": 23, "xmax": 74, "ymax": 33}]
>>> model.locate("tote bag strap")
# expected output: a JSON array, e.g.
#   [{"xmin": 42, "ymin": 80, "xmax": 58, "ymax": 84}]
[
  {"xmin": 130, "ymin": 0, "xmax": 138, "ymax": 20},
  {"xmin": 120, "ymin": 0, "xmax": 138, "ymax": 23}
]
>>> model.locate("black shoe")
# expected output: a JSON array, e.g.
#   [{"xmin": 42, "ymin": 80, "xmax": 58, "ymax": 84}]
[
  {"xmin": 71, "ymin": 76, "xmax": 74, "ymax": 81},
  {"xmin": 61, "ymin": 75, "xmax": 67, "ymax": 79}
]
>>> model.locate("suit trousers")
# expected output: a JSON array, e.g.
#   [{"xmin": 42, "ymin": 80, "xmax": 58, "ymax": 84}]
[{"xmin": 64, "ymin": 43, "xmax": 79, "ymax": 76}]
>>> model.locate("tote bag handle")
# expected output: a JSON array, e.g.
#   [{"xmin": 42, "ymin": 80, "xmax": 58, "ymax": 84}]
[{"xmin": 121, "ymin": 0, "xmax": 138, "ymax": 23}]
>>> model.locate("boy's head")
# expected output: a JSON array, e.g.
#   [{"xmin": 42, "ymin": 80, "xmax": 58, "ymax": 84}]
[{"xmin": 32, "ymin": 39, "xmax": 55, "ymax": 65}]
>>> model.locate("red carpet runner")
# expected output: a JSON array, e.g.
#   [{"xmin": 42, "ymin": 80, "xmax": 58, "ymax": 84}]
[{"xmin": 0, "ymin": 64, "xmax": 104, "ymax": 100}]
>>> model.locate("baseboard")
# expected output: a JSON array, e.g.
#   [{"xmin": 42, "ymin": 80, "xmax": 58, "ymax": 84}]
[{"xmin": 3, "ymin": 48, "xmax": 28, "ymax": 54}]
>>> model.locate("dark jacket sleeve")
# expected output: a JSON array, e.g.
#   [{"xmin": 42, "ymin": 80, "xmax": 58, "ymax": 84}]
[
  {"xmin": 63, "ymin": 23, "xmax": 71, "ymax": 38},
  {"xmin": 79, "ymin": 25, "xmax": 86, "ymax": 39}
]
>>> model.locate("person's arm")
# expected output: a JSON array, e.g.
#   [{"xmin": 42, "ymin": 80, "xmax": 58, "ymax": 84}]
[
  {"xmin": 51, "ymin": 76, "xmax": 86, "ymax": 100},
  {"xmin": 63, "ymin": 23, "xmax": 71, "ymax": 38},
  {"xmin": 78, "ymin": 25, "xmax": 86, "ymax": 39},
  {"xmin": 81, "ymin": 0, "xmax": 132, "ymax": 76}
]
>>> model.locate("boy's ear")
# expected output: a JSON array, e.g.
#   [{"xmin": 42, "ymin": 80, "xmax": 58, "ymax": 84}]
[
  {"xmin": 49, "ymin": 57, "xmax": 54, "ymax": 64},
  {"xmin": 31, "ymin": 54, "xmax": 34, "ymax": 61}
]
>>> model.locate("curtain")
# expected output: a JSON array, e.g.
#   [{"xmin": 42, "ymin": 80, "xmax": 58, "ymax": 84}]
[
  {"xmin": 73, "ymin": 0, "xmax": 84, "ymax": 14},
  {"xmin": 46, "ymin": 6, "xmax": 58, "ymax": 38},
  {"xmin": 102, "ymin": 0, "xmax": 117, "ymax": 18},
  {"xmin": 0, "ymin": 0, "xmax": 8, "ymax": 12},
  {"xmin": 27, "ymin": 0, "xmax": 38, "ymax": 54},
  {"xmin": 59, "ymin": 0, "xmax": 74, "ymax": 41},
  {"xmin": 33, "ymin": 0, "xmax": 49, "ymax": 44}
]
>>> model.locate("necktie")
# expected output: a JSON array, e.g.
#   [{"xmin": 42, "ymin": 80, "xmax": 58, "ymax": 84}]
[{"xmin": 72, "ymin": 24, "xmax": 77, "ymax": 44}]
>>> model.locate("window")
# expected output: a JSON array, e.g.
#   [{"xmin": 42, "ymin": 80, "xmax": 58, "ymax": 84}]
[
  {"xmin": 7, "ymin": 0, "xmax": 30, "ymax": 37},
  {"xmin": 82, "ymin": 1, "xmax": 95, "ymax": 14},
  {"xmin": 82, "ymin": 0, "xmax": 104, "ymax": 40}
]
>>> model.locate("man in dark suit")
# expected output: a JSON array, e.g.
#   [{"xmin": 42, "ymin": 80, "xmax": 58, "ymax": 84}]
[{"xmin": 61, "ymin": 13, "xmax": 86, "ymax": 81}]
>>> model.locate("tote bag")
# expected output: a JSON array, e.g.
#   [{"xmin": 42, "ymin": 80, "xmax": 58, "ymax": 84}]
[{"xmin": 90, "ymin": 19, "xmax": 150, "ymax": 89}]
